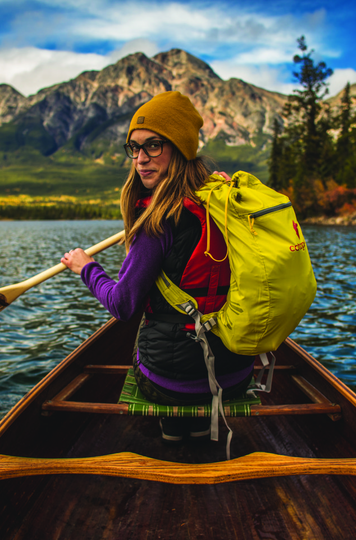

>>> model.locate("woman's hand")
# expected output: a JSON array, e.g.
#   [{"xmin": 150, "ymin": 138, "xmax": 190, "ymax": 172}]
[
  {"xmin": 61, "ymin": 248, "xmax": 95, "ymax": 275},
  {"xmin": 213, "ymin": 170, "xmax": 232, "ymax": 182}
]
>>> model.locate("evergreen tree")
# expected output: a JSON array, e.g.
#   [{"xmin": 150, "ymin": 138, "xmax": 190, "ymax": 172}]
[
  {"xmin": 269, "ymin": 118, "xmax": 283, "ymax": 190},
  {"xmin": 336, "ymin": 82, "xmax": 356, "ymax": 186},
  {"xmin": 269, "ymin": 36, "xmax": 334, "ymax": 216},
  {"xmin": 317, "ymin": 103, "xmax": 335, "ymax": 182},
  {"xmin": 286, "ymin": 36, "xmax": 333, "ymax": 177}
]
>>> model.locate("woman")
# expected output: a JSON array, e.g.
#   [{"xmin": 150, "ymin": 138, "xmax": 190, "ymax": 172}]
[{"xmin": 62, "ymin": 91, "xmax": 255, "ymax": 444}]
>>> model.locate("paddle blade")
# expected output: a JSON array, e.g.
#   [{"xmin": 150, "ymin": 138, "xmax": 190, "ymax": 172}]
[
  {"xmin": 0, "ymin": 283, "xmax": 26, "ymax": 312},
  {"xmin": 0, "ymin": 262, "xmax": 67, "ymax": 312}
]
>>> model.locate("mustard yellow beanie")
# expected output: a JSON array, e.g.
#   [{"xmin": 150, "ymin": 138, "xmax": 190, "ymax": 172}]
[{"xmin": 126, "ymin": 91, "xmax": 203, "ymax": 161}]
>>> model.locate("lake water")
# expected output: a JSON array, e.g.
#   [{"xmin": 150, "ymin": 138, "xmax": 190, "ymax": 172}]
[{"xmin": 0, "ymin": 221, "xmax": 355, "ymax": 419}]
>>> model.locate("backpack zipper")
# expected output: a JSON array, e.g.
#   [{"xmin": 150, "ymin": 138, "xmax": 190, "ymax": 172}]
[
  {"xmin": 248, "ymin": 202, "xmax": 292, "ymax": 235},
  {"xmin": 249, "ymin": 201, "xmax": 292, "ymax": 219}
]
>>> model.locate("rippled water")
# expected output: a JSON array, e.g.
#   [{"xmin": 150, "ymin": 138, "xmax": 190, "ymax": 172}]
[
  {"xmin": 0, "ymin": 221, "xmax": 355, "ymax": 419},
  {"xmin": 290, "ymin": 226, "xmax": 356, "ymax": 389},
  {"xmin": 0, "ymin": 221, "xmax": 126, "ymax": 418}
]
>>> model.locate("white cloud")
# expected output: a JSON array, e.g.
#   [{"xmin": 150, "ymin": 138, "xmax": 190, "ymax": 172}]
[
  {"xmin": 0, "ymin": 48, "xmax": 108, "ymax": 95},
  {"xmin": 211, "ymin": 60, "xmax": 295, "ymax": 95},
  {"xmin": 0, "ymin": 39, "xmax": 159, "ymax": 95},
  {"xmin": 236, "ymin": 48, "xmax": 292, "ymax": 65},
  {"xmin": 210, "ymin": 62, "xmax": 356, "ymax": 98},
  {"xmin": 71, "ymin": 4, "xmax": 215, "ymax": 43},
  {"xmin": 328, "ymin": 68, "xmax": 356, "ymax": 97},
  {"xmin": 2, "ymin": 2, "xmax": 333, "ymax": 57}
]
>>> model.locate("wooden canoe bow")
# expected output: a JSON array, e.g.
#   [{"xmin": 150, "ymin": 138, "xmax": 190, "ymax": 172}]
[{"xmin": 1, "ymin": 451, "xmax": 356, "ymax": 484}]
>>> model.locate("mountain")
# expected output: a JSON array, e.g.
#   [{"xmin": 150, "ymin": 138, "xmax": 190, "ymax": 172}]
[
  {"xmin": 326, "ymin": 82, "xmax": 356, "ymax": 108},
  {"xmin": 0, "ymin": 49, "xmax": 287, "ymax": 160},
  {"xmin": 0, "ymin": 84, "xmax": 29, "ymax": 124}
]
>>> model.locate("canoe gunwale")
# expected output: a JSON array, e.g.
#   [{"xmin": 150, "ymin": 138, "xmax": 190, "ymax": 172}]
[
  {"xmin": 0, "ymin": 314, "xmax": 142, "ymax": 441},
  {"xmin": 284, "ymin": 337, "xmax": 356, "ymax": 407}
]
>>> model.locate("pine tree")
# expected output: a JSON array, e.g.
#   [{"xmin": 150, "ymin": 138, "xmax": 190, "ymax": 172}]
[
  {"xmin": 336, "ymin": 82, "xmax": 356, "ymax": 186},
  {"xmin": 269, "ymin": 118, "xmax": 283, "ymax": 190},
  {"xmin": 269, "ymin": 36, "xmax": 334, "ymax": 216},
  {"xmin": 286, "ymin": 36, "xmax": 333, "ymax": 177}
]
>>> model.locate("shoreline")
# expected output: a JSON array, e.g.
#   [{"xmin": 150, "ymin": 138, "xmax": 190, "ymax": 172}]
[
  {"xmin": 301, "ymin": 213, "xmax": 356, "ymax": 227},
  {"xmin": 1, "ymin": 217, "xmax": 356, "ymax": 225},
  {"xmin": 1, "ymin": 210, "xmax": 355, "ymax": 226}
]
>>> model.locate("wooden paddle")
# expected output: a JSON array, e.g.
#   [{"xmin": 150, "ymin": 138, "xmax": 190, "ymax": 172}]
[
  {"xmin": 0, "ymin": 230, "xmax": 125, "ymax": 312},
  {"xmin": 1, "ymin": 451, "xmax": 356, "ymax": 483}
]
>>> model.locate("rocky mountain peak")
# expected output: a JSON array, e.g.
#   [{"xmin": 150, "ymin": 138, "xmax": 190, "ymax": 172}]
[
  {"xmin": 0, "ymin": 84, "xmax": 28, "ymax": 126},
  {"xmin": 0, "ymin": 83, "xmax": 24, "ymax": 98},
  {"xmin": 95, "ymin": 52, "xmax": 172, "ymax": 97},
  {"xmin": 153, "ymin": 49, "xmax": 220, "ymax": 81}
]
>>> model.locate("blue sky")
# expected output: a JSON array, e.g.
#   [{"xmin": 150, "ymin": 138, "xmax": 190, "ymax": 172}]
[{"xmin": 0, "ymin": 0, "xmax": 355, "ymax": 97}]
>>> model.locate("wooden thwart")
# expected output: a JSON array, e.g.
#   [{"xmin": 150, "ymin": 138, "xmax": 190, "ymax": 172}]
[
  {"xmin": 42, "ymin": 400, "xmax": 129, "ymax": 414},
  {"xmin": 250, "ymin": 403, "xmax": 341, "ymax": 416},
  {"xmin": 41, "ymin": 363, "xmax": 342, "ymax": 418},
  {"xmin": 42, "ymin": 399, "xmax": 341, "ymax": 417},
  {"xmin": 0, "ymin": 451, "xmax": 356, "ymax": 483}
]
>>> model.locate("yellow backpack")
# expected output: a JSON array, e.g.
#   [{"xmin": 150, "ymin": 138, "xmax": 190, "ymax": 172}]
[{"xmin": 155, "ymin": 171, "xmax": 317, "ymax": 455}]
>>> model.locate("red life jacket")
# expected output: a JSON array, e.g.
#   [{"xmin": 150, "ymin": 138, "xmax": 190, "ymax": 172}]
[{"xmin": 136, "ymin": 196, "xmax": 230, "ymax": 324}]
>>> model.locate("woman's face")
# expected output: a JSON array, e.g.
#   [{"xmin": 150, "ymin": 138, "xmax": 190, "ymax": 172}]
[{"xmin": 130, "ymin": 129, "xmax": 173, "ymax": 190}]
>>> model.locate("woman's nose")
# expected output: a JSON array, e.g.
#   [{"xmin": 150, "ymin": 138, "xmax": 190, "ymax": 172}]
[{"xmin": 137, "ymin": 148, "xmax": 150, "ymax": 163}]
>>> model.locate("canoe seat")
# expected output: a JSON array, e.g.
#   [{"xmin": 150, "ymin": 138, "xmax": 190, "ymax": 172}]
[
  {"xmin": 117, "ymin": 368, "xmax": 261, "ymax": 417},
  {"xmin": 41, "ymin": 364, "xmax": 342, "ymax": 421}
]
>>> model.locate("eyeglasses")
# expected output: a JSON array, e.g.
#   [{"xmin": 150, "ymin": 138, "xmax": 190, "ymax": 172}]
[{"xmin": 123, "ymin": 139, "xmax": 169, "ymax": 159}]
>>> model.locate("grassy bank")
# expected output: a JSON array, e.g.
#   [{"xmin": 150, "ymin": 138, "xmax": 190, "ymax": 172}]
[
  {"xmin": 0, "ymin": 147, "xmax": 129, "ymax": 199},
  {"xmin": 0, "ymin": 147, "xmax": 126, "ymax": 219},
  {"xmin": 0, "ymin": 195, "xmax": 122, "ymax": 220}
]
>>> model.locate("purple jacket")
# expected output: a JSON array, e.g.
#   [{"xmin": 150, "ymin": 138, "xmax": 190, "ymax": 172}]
[{"xmin": 81, "ymin": 225, "xmax": 173, "ymax": 321}]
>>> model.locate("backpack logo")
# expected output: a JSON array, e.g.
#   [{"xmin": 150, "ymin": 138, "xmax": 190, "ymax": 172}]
[
  {"xmin": 290, "ymin": 242, "xmax": 306, "ymax": 252},
  {"xmin": 292, "ymin": 220, "xmax": 300, "ymax": 239}
]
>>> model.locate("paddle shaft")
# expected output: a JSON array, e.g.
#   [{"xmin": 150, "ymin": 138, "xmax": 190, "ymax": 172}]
[
  {"xmin": 1, "ymin": 451, "xmax": 356, "ymax": 483},
  {"xmin": 0, "ymin": 229, "xmax": 125, "ymax": 311}
]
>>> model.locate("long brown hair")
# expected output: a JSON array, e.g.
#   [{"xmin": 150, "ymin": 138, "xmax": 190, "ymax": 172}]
[{"xmin": 120, "ymin": 145, "xmax": 212, "ymax": 250}]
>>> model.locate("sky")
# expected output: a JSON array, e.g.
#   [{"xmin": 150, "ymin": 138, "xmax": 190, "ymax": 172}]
[{"xmin": 0, "ymin": 0, "xmax": 355, "ymax": 98}]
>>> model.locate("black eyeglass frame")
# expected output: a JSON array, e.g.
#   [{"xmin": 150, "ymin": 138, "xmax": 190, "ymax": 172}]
[{"xmin": 123, "ymin": 139, "xmax": 169, "ymax": 159}]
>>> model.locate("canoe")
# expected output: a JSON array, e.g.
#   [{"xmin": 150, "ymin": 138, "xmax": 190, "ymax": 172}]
[{"xmin": 1, "ymin": 312, "xmax": 356, "ymax": 539}]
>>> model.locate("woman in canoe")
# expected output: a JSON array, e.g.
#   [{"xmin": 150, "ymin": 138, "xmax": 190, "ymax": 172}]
[{"xmin": 61, "ymin": 91, "xmax": 255, "ymax": 443}]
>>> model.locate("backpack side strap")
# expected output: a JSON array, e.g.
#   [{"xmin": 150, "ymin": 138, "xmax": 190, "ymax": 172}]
[{"xmin": 156, "ymin": 271, "xmax": 232, "ymax": 458}]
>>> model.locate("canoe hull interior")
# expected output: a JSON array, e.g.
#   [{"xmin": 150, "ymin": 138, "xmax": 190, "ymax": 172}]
[{"xmin": 1, "ymin": 314, "xmax": 356, "ymax": 539}]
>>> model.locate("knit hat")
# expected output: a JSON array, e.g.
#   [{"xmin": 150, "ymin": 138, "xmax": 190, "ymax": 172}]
[{"xmin": 126, "ymin": 91, "xmax": 203, "ymax": 161}]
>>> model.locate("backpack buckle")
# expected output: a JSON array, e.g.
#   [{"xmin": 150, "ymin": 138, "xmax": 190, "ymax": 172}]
[
  {"xmin": 186, "ymin": 332, "xmax": 202, "ymax": 343},
  {"xmin": 179, "ymin": 301, "xmax": 198, "ymax": 318},
  {"xmin": 202, "ymin": 318, "xmax": 216, "ymax": 332}
]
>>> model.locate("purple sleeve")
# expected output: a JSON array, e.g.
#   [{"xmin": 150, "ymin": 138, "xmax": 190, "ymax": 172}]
[{"xmin": 81, "ymin": 224, "xmax": 173, "ymax": 320}]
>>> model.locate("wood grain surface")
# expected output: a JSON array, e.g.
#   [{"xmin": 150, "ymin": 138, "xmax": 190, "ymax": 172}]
[{"xmin": 1, "ymin": 451, "xmax": 356, "ymax": 483}]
